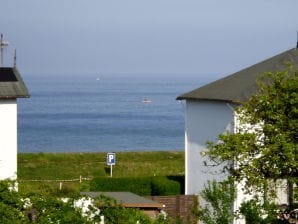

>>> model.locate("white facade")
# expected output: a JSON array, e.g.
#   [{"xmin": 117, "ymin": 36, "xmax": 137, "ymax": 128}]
[
  {"xmin": 184, "ymin": 99, "xmax": 289, "ymax": 224},
  {"xmin": 184, "ymin": 100, "xmax": 249, "ymax": 224},
  {"xmin": 185, "ymin": 100, "xmax": 235, "ymax": 195},
  {"xmin": 0, "ymin": 99, "xmax": 17, "ymax": 180}
]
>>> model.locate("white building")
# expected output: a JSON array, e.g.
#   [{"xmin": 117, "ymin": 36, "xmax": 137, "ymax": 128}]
[
  {"xmin": 0, "ymin": 37, "xmax": 30, "ymax": 180},
  {"xmin": 177, "ymin": 47, "xmax": 298, "ymax": 222}
]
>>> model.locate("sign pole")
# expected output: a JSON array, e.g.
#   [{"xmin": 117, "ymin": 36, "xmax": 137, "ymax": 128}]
[
  {"xmin": 107, "ymin": 153, "xmax": 116, "ymax": 178},
  {"xmin": 110, "ymin": 164, "xmax": 113, "ymax": 177}
]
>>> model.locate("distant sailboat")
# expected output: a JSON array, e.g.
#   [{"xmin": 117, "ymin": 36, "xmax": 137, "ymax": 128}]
[{"xmin": 142, "ymin": 99, "xmax": 152, "ymax": 103}]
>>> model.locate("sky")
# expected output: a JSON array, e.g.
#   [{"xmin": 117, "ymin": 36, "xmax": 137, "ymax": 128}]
[{"xmin": 0, "ymin": 0, "xmax": 298, "ymax": 76}]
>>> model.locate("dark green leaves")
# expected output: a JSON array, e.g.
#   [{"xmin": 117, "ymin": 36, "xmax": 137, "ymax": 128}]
[{"xmin": 203, "ymin": 67, "xmax": 298, "ymax": 192}]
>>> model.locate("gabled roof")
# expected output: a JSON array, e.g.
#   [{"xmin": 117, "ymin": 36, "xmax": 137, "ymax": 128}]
[
  {"xmin": 81, "ymin": 192, "xmax": 164, "ymax": 208},
  {"xmin": 177, "ymin": 48, "xmax": 298, "ymax": 103},
  {"xmin": 0, "ymin": 67, "xmax": 30, "ymax": 99}
]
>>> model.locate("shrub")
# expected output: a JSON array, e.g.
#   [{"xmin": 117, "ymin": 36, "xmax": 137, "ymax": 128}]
[
  {"xmin": 239, "ymin": 197, "xmax": 282, "ymax": 224},
  {"xmin": 167, "ymin": 175, "xmax": 185, "ymax": 194},
  {"xmin": 151, "ymin": 177, "xmax": 180, "ymax": 196},
  {"xmin": 90, "ymin": 176, "xmax": 182, "ymax": 196},
  {"xmin": 90, "ymin": 177, "xmax": 152, "ymax": 195},
  {"xmin": 102, "ymin": 206, "xmax": 152, "ymax": 224},
  {"xmin": 194, "ymin": 180, "xmax": 235, "ymax": 224}
]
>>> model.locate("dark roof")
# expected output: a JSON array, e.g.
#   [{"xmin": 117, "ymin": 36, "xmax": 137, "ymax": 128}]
[
  {"xmin": 81, "ymin": 192, "xmax": 164, "ymax": 208},
  {"xmin": 0, "ymin": 67, "xmax": 30, "ymax": 98},
  {"xmin": 177, "ymin": 48, "xmax": 298, "ymax": 103}
]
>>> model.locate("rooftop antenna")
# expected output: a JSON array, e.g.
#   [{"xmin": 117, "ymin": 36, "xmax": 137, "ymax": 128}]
[
  {"xmin": 296, "ymin": 31, "xmax": 298, "ymax": 49},
  {"xmin": 0, "ymin": 34, "xmax": 9, "ymax": 67},
  {"xmin": 13, "ymin": 49, "xmax": 17, "ymax": 68}
]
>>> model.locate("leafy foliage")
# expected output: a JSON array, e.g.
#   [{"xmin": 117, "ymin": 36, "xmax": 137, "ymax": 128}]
[
  {"xmin": 194, "ymin": 180, "xmax": 235, "ymax": 224},
  {"xmin": 102, "ymin": 206, "xmax": 152, "ymax": 224},
  {"xmin": 203, "ymin": 67, "xmax": 298, "ymax": 192},
  {"xmin": 239, "ymin": 196, "xmax": 280, "ymax": 224},
  {"xmin": 29, "ymin": 195, "xmax": 93, "ymax": 223},
  {"xmin": 0, "ymin": 181, "xmax": 30, "ymax": 223},
  {"xmin": 0, "ymin": 180, "xmax": 171, "ymax": 223}
]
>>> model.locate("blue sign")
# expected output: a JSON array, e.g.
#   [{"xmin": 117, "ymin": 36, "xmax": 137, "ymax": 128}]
[{"xmin": 107, "ymin": 153, "xmax": 116, "ymax": 165}]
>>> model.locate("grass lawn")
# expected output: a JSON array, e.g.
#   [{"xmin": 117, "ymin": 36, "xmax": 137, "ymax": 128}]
[{"xmin": 17, "ymin": 151, "xmax": 184, "ymax": 195}]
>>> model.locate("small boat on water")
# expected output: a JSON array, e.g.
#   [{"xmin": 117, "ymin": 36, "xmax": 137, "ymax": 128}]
[{"xmin": 142, "ymin": 99, "xmax": 152, "ymax": 103}]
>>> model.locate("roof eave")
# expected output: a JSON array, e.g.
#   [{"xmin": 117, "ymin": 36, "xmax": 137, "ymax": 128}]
[
  {"xmin": 121, "ymin": 203, "xmax": 164, "ymax": 208},
  {"xmin": 176, "ymin": 96, "xmax": 242, "ymax": 104},
  {"xmin": 0, "ymin": 95, "xmax": 30, "ymax": 99}
]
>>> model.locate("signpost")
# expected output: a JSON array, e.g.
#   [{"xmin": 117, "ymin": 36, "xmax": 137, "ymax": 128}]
[{"xmin": 107, "ymin": 153, "xmax": 116, "ymax": 177}]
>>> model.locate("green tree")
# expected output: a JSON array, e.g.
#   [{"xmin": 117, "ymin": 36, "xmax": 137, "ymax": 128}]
[
  {"xmin": 194, "ymin": 180, "xmax": 235, "ymax": 224},
  {"xmin": 203, "ymin": 67, "xmax": 298, "ymax": 193}
]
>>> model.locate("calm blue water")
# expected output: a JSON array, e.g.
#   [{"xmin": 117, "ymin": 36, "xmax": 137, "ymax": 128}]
[{"xmin": 18, "ymin": 74, "xmax": 214, "ymax": 153}]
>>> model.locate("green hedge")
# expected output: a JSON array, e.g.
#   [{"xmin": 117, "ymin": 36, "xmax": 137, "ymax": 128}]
[
  {"xmin": 151, "ymin": 176, "xmax": 181, "ymax": 196},
  {"xmin": 167, "ymin": 175, "xmax": 185, "ymax": 193},
  {"xmin": 90, "ymin": 176, "xmax": 183, "ymax": 196},
  {"xmin": 90, "ymin": 177, "xmax": 152, "ymax": 195}
]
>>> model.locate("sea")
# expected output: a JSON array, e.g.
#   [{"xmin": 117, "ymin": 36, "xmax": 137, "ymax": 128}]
[{"xmin": 17, "ymin": 73, "xmax": 216, "ymax": 153}]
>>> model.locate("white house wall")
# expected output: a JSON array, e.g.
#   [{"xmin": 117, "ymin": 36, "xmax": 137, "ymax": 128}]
[
  {"xmin": 185, "ymin": 100, "xmax": 289, "ymax": 224},
  {"xmin": 185, "ymin": 100, "xmax": 234, "ymax": 195},
  {"xmin": 0, "ymin": 99, "xmax": 17, "ymax": 180}
]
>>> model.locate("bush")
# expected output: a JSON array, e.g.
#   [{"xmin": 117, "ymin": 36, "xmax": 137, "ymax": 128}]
[
  {"xmin": 195, "ymin": 180, "xmax": 235, "ymax": 224},
  {"xmin": 167, "ymin": 175, "xmax": 185, "ymax": 194},
  {"xmin": 102, "ymin": 206, "xmax": 152, "ymax": 224},
  {"xmin": 151, "ymin": 177, "xmax": 180, "ymax": 196},
  {"xmin": 90, "ymin": 176, "xmax": 182, "ymax": 196},
  {"xmin": 90, "ymin": 177, "xmax": 152, "ymax": 195},
  {"xmin": 239, "ymin": 197, "xmax": 283, "ymax": 224},
  {"xmin": 0, "ymin": 181, "xmax": 94, "ymax": 224}
]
